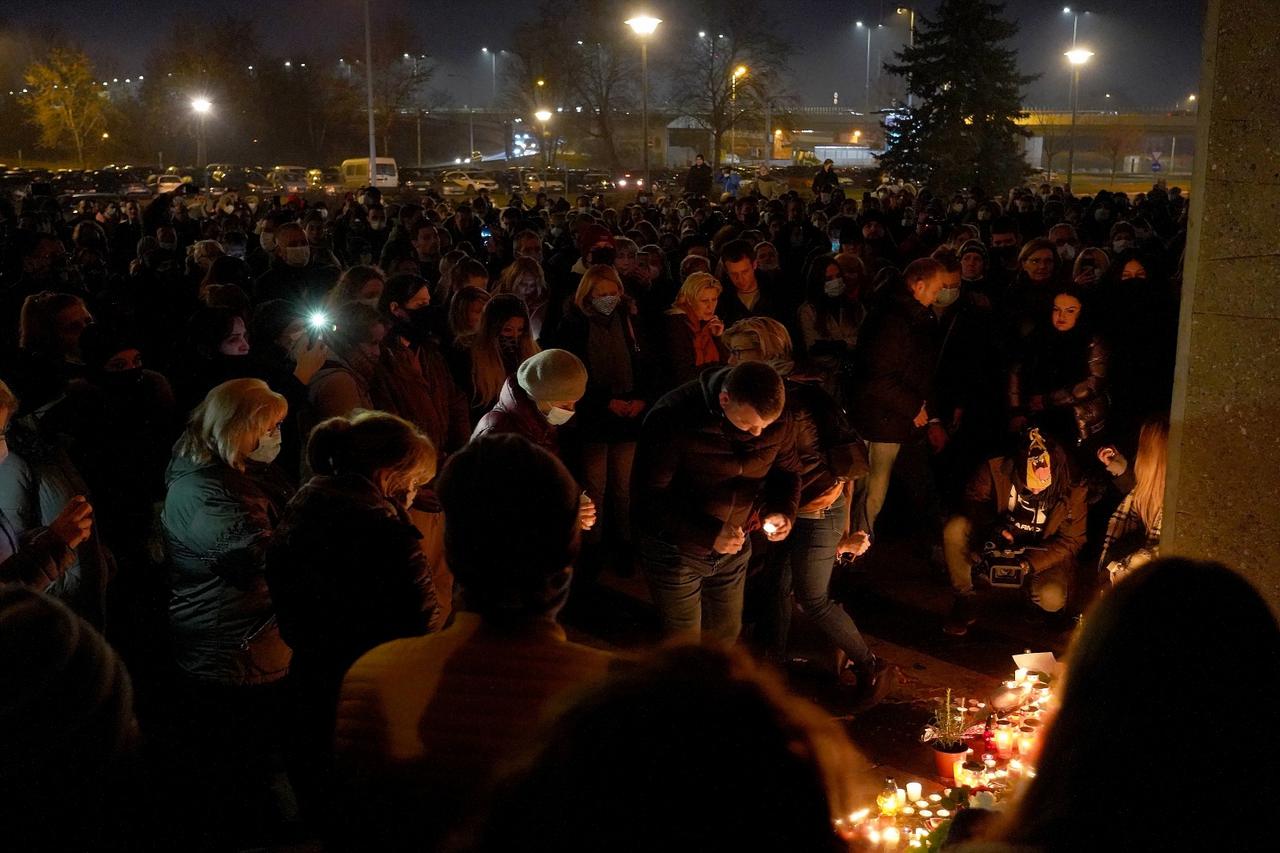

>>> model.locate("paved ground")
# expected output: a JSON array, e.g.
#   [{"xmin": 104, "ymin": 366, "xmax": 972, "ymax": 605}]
[{"xmin": 561, "ymin": 531, "xmax": 1077, "ymax": 794}]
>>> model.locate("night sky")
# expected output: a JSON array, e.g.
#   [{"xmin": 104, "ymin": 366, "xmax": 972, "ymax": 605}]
[{"xmin": 2, "ymin": 0, "xmax": 1204, "ymax": 110}]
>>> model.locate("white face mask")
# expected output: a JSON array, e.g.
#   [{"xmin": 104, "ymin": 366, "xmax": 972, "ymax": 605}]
[
  {"xmin": 260, "ymin": 232, "xmax": 276, "ymax": 252},
  {"xmin": 222, "ymin": 204, "xmax": 235, "ymax": 215},
  {"xmin": 1057, "ymin": 244, "xmax": 1077, "ymax": 262},
  {"xmin": 823, "ymin": 278, "xmax": 846, "ymax": 297},
  {"xmin": 285, "ymin": 245, "xmax": 311, "ymax": 267},
  {"xmin": 248, "ymin": 431, "xmax": 282, "ymax": 464},
  {"xmin": 591, "ymin": 294, "xmax": 621, "ymax": 315},
  {"xmin": 934, "ymin": 287, "xmax": 961, "ymax": 308},
  {"xmin": 545, "ymin": 406, "xmax": 575, "ymax": 426}
]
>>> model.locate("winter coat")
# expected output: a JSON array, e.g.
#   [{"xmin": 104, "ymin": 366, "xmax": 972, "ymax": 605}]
[
  {"xmin": 0, "ymin": 514, "xmax": 76, "ymax": 590},
  {"xmin": 471, "ymin": 377, "xmax": 559, "ymax": 456},
  {"xmin": 961, "ymin": 456, "xmax": 1088, "ymax": 574},
  {"xmin": 383, "ymin": 336, "xmax": 472, "ymax": 458},
  {"xmin": 1009, "ymin": 329, "xmax": 1109, "ymax": 444},
  {"xmin": 849, "ymin": 292, "xmax": 939, "ymax": 443},
  {"xmin": 658, "ymin": 312, "xmax": 727, "ymax": 393},
  {"xmin": 784, "ymin": 377, "xmax": 868, "ymax": 506},
  {"xmin": 684, "ymin": 162, "xmax": 714, "ymax": 197},
  {"xmin": 634, "ymin": 366, "xmax": 802, "ymax": 556},
  {"xmin": 266, "ymin": 474, "xmax": 441, "ymax": 706},
  {"xmin": 811, "ymin": 167, "xmax": 840, "ymax": 195},
  {"xmin": 308, "ymin": 356, "xmax": 375, "ymax": 423},
  {"xmin": 162, "ymin": 453, "xmax": 294, "ymax": 685},
  {"xmin": 556, "ymin": 304, "xmax": 653, "ymax": 442}
]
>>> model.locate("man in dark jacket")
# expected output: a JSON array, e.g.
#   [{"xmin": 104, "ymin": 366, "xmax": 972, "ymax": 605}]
[
  {"xmin": 716, "ymin": 239, "xmax": 789, "ymax": 330},
  {"xmin": 684, "ymin": 155, "xmax": 714, "ymax": 199},
  {"xmin": 634, "ymin": 362, "xmax": 801, "ymax": 641},
  {"xmin": 254, "ymin": 222, "xmax": 340, "ymax": 306},
  {"xmin": 849, "ymin": 256, "xmax": 948, "ymax": 541},
  {"xmin": 942, "ymin": 429, "xmax": 1085, "ymax": 635},
  {"xmin": 811, "ymin": 159, "xmax": 840, "ymax": 196}
]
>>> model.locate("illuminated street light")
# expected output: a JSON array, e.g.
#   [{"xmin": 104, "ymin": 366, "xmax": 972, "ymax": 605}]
[
  {"xmin": 1064, "ymin": 48, "xmax": 1094, "ymax": 192},
  {"xmin": 855, "ymin": 21, "xmax": 883, "ymax": 112},
  {"xmin": 191, "ymin": 97, "xmax": 213, "ymax": 169},
  {"xmin": 534, "ymin": 109, "xmax": 553, "ymax": 191},
  {"xmin": 626, "ymin": 15, "xmax": 662, "ymax": 189},
  {"xmin": 730, "ymin": 65, "xmax": 748, "ymax": 165}
]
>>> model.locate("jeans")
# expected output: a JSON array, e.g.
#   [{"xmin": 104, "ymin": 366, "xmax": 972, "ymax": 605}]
[
  {"xmin": 580, "ymin": 440, "xmax": 635, "ymax": 545},
  {"xmin": 639, "ymin": 536, "xmax": 750, "ymax": 641},
  {"xmin": 943, "ymin": 515, "xmax": 1069, "ymax": 612},
  {"xmin": 853, "ymin": 441, "xmax": 901, "ymax": 537},
  {"xmin": 764, "ymin": 498, "xmax": 871, "ymax": 665}
]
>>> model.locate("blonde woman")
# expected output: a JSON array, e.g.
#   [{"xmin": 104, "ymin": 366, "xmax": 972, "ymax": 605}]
[
  {"xmin": 326, "ymin": 265, "xmax": 387, "ymax": 309},
  {"xmin": 660, "ymin": 271, "xmax": 727, "ymax": 390},
  {"xmin": 1098, "ymin": 417, "xmax": 1167, "ymax": 583},
  {"xmin": 466, "ymin": 293, "xmax": 540, "ymax": 421},
  {"xmin": 163, "ymin": 377, "xmax": 295, "ymax": 687},
  {"xmin": 493, "ymin": 255, "xmax": 550, "ymax": 342}
]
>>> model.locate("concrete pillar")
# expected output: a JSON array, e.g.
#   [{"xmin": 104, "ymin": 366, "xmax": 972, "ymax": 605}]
[{"xmin": 1164, "ymin": 0, "xmax": 1280, "ymax": 611}]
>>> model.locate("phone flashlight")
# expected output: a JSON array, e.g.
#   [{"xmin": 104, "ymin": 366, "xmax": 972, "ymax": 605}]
[
  {"xmin": 481, "ymin": 225, "xmax": 492, "ymax": 239},
  {"xmin": 307, "ymin": 311, "xmax": 331, "ymax": 345},
  {"xmin": 763, "ymin": 521, "xmax": 779, "ymax": 535}
]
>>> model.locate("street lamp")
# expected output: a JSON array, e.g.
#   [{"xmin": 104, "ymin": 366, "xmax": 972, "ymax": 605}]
[
  {"xmin": 1062, "ymin": 8, "xmax": 1091, "ymax": 108},
  {"xmin": 897, "ymin": 7, "xmax": 917, "ymax": 108},
  {"xmin": 481, "ymin": 47, "xmax": 502, "ymax": 105},
  {"xmin": 535, "ymin": 108, "xmax": 553, "ymax": 193},
  {"xmin": 1065, "ymin": 47, "xmax": 1093, "ymax": 193},
  {"xmin": 625, "ymin": 14, "xmax": 661, "ymax": 192},
  {"xmin": 730, "ymin": 65, "xmax": 748, "ymax": 165},
  {"xmin": 363, "ymin": 0, "xmax": 378, "ymax": 185},
  {"xmin": 854, "ymin": 22, "xmax": 883, "ymax": 113},
  {"xmin": 191, "ymin": 97, "xmax": 212, "ymax": 169}
]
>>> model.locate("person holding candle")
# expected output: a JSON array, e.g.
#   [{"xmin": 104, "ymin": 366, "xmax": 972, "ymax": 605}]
[{"xmin": 967, "ymin": 558, "xmax": 1280, "ymax": 852}]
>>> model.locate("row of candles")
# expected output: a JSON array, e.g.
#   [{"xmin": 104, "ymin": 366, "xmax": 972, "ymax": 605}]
[{"xmin": 842, "ymin": 667, "xmax": 1055, "ymax": 848}]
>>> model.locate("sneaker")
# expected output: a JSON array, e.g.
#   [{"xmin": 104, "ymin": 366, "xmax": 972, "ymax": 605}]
[
  {"xmin": 943, "ymin": 595, "xmax": 978, "ymax": 636},
  {"xmin": 849, "ymin": 655, "xmax": 893, "ymax": 707}
]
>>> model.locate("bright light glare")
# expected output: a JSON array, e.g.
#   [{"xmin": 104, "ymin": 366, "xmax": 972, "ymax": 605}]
[
  {"xmin": 1063, "ymin": 6, "xmax": 1072, "ymax": 13},
  {"xmin": 308, "ymin": 312, "xmax": 329, "ymax": 329},
  {"xmin": 1065, "ymin": 48, "xmax": 1094, "ymax": 65},
  {"xmin": 534, "ymin": 109, "xmax": 553, "ymax": 122},
  {"xmin": 734, "ymin": 65, "xmax": 748, "ymax": 78},
  {"xmin": 625, "ymin": 15, "xmax": 662, "ymax": 36},
  {"xmin": 191, "ymin": 97, "xmax": 212, "ymax": 114}
]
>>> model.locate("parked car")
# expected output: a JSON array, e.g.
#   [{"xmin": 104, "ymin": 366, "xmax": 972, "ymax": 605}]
[
  {"xmin": 578, "ymin": 172, "xmax": 616, "ymax": 193},
  {"xmin": 524, "ymin": 171, "xmax": 565, "ymax": 193},
  {"xmin": 439, "ymin": 169, "xmax": 498, "ymax": 195},
  {"xmin": 150, "ymin": 174, "xmax": 185, "ymax": 194},
  {"xmin": 267, "ymin": 165, "xmax": 310, "ymax": 194},
  {"xmin": 399, "ymin": 166, "xmax": 436, "ymax": 191},
  {"xmin": 309, "ymin": 167, "xmax": 344, "ymax": 195}
]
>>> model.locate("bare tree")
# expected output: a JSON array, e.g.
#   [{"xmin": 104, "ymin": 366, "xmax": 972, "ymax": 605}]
[
  {"xmin": 1098, "ymin": 124, "xmax": 1145, "ymax": 185},
  {"xmin": 667, "ymin": 0, "xmax": 793, "ymax": 169},
  {"xmin": 1029, "ymin": 112, "xmax": 1068, "ymax": 181}
]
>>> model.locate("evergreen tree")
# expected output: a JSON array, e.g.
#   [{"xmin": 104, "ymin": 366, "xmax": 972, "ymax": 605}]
[{"xmin": 879, "ymin": 0, "xmax": 1036, "ymax": 194}]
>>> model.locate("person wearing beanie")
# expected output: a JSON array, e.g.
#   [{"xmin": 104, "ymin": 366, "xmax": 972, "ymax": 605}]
[
  {"xmin": 0, "ymin": 586, "xmax": 144, "ymax": 851},
  {"xmin": 472, "ymin": 348, "xmax": 587, "ymax": 454},
  {"xmin": 956, "ymin": 238, "xmax": 1002, "ymax": 308},
  {"xmin": 572, "ymin": 222, "xmax": 616, "ymax": 275},
  {"xmin": 333, "ymin": 434, "xmax": 614, "ymax": 852}
]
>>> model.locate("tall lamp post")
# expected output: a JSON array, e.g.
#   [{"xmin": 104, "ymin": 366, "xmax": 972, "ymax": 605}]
[
  {"xmin": 481, "ymin": 47, "xmax": 501, "ymax": 104},
  {"xmin": 854, "ymin": 21, "xmax": 882, "ymax": 113},
  {"xmin": 1065, "ymin": 47, "xmax": 1093, "ymax": 193},
  {"xmin": 1062, "ymin": 8, "xmax": 1091, "ymax": 108},
  {"xmin": 625, "ymin": 15, "xmax": 661, "ymax": 191},
  {"xmin": 896, "ymin": 7, "xmax": 916, "ymax": 108},
  {"xmin": 363, "ymin": 0, "xmax": 377, "ymax": 185},
  {"xmin": 535, "ymin": 109, "xmax": 553, "ymax": 193},
  {"xmin": 730, "ymin": 65, "xmax": 747, "ymax": 164},
  {"xmin": 191, "ymin": 97, "xmax": 212, "ymax": 172}
]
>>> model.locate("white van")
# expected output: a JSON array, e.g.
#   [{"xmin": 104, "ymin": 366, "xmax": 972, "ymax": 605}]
[{"xmin": 341, "ymin": 157, "xmax": 399, "ymax": 189}]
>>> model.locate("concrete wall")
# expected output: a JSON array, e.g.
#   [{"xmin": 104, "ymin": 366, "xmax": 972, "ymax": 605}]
[{"xmin": 1164, "ymin": 0, "xmax": 1280, "ymax": 611}]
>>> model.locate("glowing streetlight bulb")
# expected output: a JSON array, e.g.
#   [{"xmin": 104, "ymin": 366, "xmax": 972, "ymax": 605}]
[
  {"xmin": 1065, "ymin": 48, "xmax": 1094, "ymax": 65},
  {"xmin": 1188, "ymin": 94, "xmax": 1197, "ymax": 102},
  {"xmin": 1063, "ymin": 6, "xmax": 1072, "ymax": 13},
  {"xmin": 191, "ymin": 97, "xmax": 212, "ymax": 114},
  {"xmin": 625, "ymin": 15, "xmax": 662, "ymax": 36},
  {"xmin": 734, "ymin": 65, "xmax": 748, "ymax": 78},
  {"xmin": 534, "ymin": 109, "xmax": 553, "ymax": 123}
]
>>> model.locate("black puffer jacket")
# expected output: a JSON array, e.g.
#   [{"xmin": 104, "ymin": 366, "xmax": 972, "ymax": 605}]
[
  {"xmin": 849, "ymin": 291, "xmax": 939, "ymax": 443},
  {"xmin": 266, "ymin": 473, "xmax": 441, "ymax": 697},
  {"xmin": 634, "ymin": 366, "xmax": 802, "ymax": 557}
]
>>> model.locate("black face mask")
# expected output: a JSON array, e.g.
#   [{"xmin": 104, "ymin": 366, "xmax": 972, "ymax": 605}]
[
  {"xmin": 499, "ymin": 335, "xmax": 520, "ymax": 353},
  {"xmin": 399, "ymin": 306, "xmax": 434, "ymax": 342},
  {"xmin": 100, "ymin": 367, "xmax": 145, "ymax": 393}
]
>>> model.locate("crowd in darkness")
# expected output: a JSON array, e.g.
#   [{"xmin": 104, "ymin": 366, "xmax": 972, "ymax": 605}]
[{"xmin": 2, "ymin": 156, "xmax": 1275, "ymax": 852}]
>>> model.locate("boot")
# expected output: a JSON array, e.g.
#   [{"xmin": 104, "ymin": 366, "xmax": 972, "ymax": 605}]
[
  {"xmin": 943, "ymin": 594, "xmax": 979, "ymax": 637},
  {"xmin": 849, "ymin": 654, "xmax": 893, "ymax": 708}
]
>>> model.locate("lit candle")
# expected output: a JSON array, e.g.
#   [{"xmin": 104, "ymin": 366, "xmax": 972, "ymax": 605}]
[
  {"xmin": 919, "ymin": 809, "xmax": 933, "ymax": 818},
  {"xmin": 936, "ymin": 809, "xmax": 951, "ymax": 818},
  {"xmin": 915, "ymin": 800, "xmax": 929, "ymax": 808},
  {"xmin": 929, "ymin": 794, "xmax": 943, "ymax": 803},
  {"xmin": 868, "ymin": 828, "xmax": 881, "ymax": 844},
  {"xmin": 901, "ymin": 806, "xmax": 915, "ymax": 815},
  {"xmin": 906, "ymin": 781, "xmax": 923, "ymax": 801},
  {"xmin": 953, "ymin": 758, "xmax": 967, "ymax": 786},
  {"xmin": 883, "ymin": 826, "xmax": 901, "ymax": 847},
  {"xmin": 1014, "ymin": 668, "xmax": 1028, "ymax": 683},
  {"xmin": 896, "ymin": 787, "xmax": 907, "ymax": 807},
  {"xmin": 1018, "ymin": 726, "xmax": 1036, "ymax": 757},
  {"xmin": 994, "ymin": 728, "xmax": 1014, "ymax": 759}
]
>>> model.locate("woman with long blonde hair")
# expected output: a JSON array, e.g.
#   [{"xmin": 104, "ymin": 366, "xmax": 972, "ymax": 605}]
[
  {"xmin": 467, "ymin": 294, "xmax": 540, "ymax": 421},
  {"xmin": 1098, "ymin": 416, "xmax": 1168, "ymax": 583},
  {"xmin": 493, "ymin": 256, "xmax": 550, "ymax": 342}
]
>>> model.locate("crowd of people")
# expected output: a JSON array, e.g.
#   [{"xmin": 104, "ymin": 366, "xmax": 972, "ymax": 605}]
[{"xmin": 0, "ymin": 159, "xmax": 1233, "ymax": 851}]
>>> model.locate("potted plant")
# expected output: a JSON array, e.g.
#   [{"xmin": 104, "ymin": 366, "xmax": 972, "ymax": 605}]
[{"xmin": 921, "ymin": 688, "xmax": 970, "ymax": 782}]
